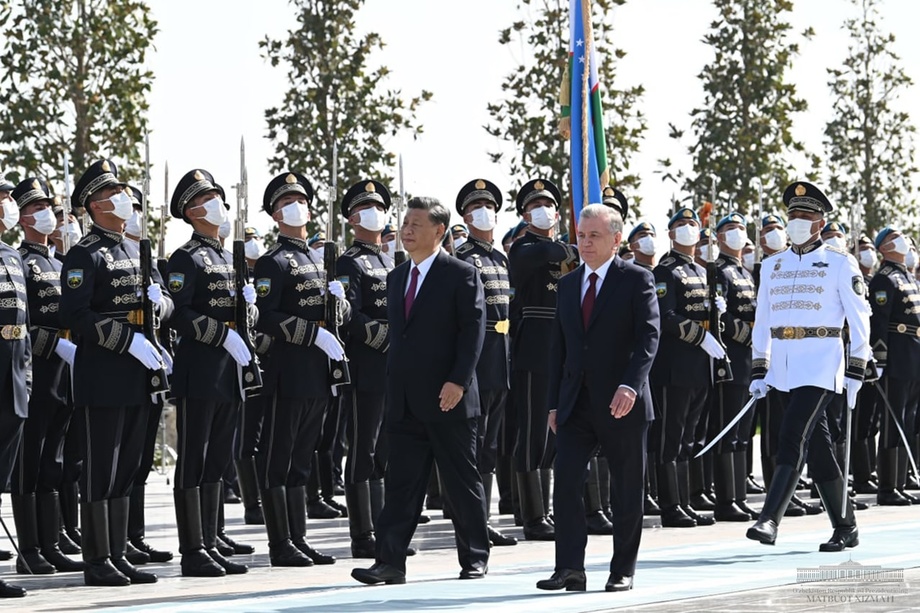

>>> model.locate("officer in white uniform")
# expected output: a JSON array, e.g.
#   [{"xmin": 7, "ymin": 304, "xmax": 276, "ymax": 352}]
[{"xmin": 746, "ymin": 181, "xmax": 870, "ymax": 552}]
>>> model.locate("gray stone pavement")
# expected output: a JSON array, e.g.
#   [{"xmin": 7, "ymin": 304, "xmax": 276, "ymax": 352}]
[{"xmin": 2, "ymin": 469, "xmax": 919, "ymax": 612}]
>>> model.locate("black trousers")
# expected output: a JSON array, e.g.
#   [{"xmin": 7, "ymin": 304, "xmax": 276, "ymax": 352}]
[
  {"xmin": 776, "ymin": 386, "xmax": 839, "ymax": 482},
  {"xmin": 376, "ymin": 410, "xmax": 489, "ymax": 574},
  {"xmin": 652, "ymin": 385, "xmax": 708, "ymax": 463},
  {"xmin": 134, "ymin": 398, "xmax": 164, "ymax": 486},
  {"xmin": 855, "ymin": 382, "xmax": 879, "ymax": 441},
  {"xmin": 498, "ymin": 388, "xmax": 516, "ymax": 457},
  {"xmin": 237, "ymin": 393, "xmax": 266, "ymax": 459},
  {"xmin": 759, "ymin": 387, "xmax": 786, "ymax": 460},
  {"xmin": 257, "ymin": 394, "xmax": 325, "ymax": 488},
  {"xmin": 553, "ymin": 390, "xmax": 647, "ymax": 577},
  {"xmin": 878, "ymin": 378, "xmax": 920, "ymax": 449},
  {"xmin": 513, "ymin": 370, "xmax": 555, "ymax": 472},
  {"xmin": 0, "ymin": 372, "xmax": 24, "ymax": 492},
  {"xmin": 708, "ymin": 383, "xmax": 754, "ymax": 454},
  {"xmin": 344, "ymin": 389, "xmax": 387, "ymax": 484},
  {"xmin": 12, "ymin": 399, "xmax": 72, "ymax": 494},
  {"xmin": 824, "ymin": 393, "xmax": 846, "ymax": 443},
  {"xmin": 477, "ymin": 388, "xmax": 508, "ymax": 475},
  {"xmin": 175, "ymin": 398, "xmax": 238, "ymax": 490},
  {"xmin": 79, "ymin": 405, "xmax": 147, "ymax": 502}
]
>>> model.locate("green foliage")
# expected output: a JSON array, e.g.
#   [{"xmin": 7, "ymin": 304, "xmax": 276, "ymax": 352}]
[
  {"xmin": 485, "ymin": 0, "xmax": 646, "ymax": 221},
  {"xmin": 261, "ymin": 0, "xmax": 431, "ymax": 239},
  {"xmin": 660, "ymin": 0, "xmax": 814, "ymax": 215},
  {"xmin": 823, "ymin": 0, "xmax": 917, "ymax": 236},
  {"xmin": 0, "ymin": 0, "xmax": 157, "ymax": 244}
]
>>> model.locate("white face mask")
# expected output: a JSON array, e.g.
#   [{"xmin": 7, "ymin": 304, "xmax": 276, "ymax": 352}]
[
  {"xmin": 528, "ymin": 206, "xmax": 556, "ymax": 230},
  {"xmin": 382, "ymin": 239, "xmax": 394, "ymax": 254},
  {"xmin": 280, "ymin": 201, "xmax": 310, "ymax": 227},
  {"xmin": 763, "ymin": 228, "xmax": 787, "ymax": 251},
  {"xmin": 218, "ymin": 220, "xmax": 232, "ymax": 239},
  {"xmin": 858, "ymin": 249, "xmax": 877, "ymax": 269},
  {"xmin": 824, "ymin": 236, "xmax": 846, "ymax": 250},
  {"xmin": 244, "ymin": 238, "xmax": 264, "ymax": 259},
  {"xmin": 889, "ymin": 235, "xmax": 910, "ymax": 255},
  {"xmin": 104, "ymin": 191, "xmax": 134, "ymax": 221},
  {"xmin": 357, "ymin": 207, "xmax": 387, "ymax": 232},
  {"xmin": 65, "ymin": 221, "xmax": 82, "ymax": 242},
  {"xmin": 786, "ymin": 218, "xmax": 817, "ymax": 246},
  {"xmin": 0, "ymin": 198, "xmax": 20, "ymax": 231},
  {"xmin": 723, "ymin": 228, "xmax": 747, "ymax": 251},
  {"xmin": 636, "ymin": 235, "xmax": 656, "ymax": 256},
  {"xmin": 906, "ymin": 250, "xmax": 918, "ymax": 270},
  {"xmin": 124, "ymin": 210, "xmax": 143, "ymax": 236},
  {"xmin": 698, "ymin": 244, "xmax": 719, "ymax": 261},
  {"xmin": 672, "ymin": 224, "xmax": 700, "ymax": 247},
  {"xmin": 453, "ymin": 237, "xmax": 466, "ymax": 250},
  {"xmin": 190, "ymin": 196, "xmax": 228, "ymax": 227},
  {"xmin": 24, "ymin": 207, "xmax": 57, "ymax": 235},
  {"xmin": 742, "ymin": 252, "xmax": 755, "ymax": 271},
  {"xmin": 470, "ymin": 207, "xmax": 497, "ymax": 232}
]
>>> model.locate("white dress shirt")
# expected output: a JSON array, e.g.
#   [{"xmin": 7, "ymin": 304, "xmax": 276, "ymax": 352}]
[{"xmin": 406, "ymin": 250, "xmax": 439, "ymax": 300}]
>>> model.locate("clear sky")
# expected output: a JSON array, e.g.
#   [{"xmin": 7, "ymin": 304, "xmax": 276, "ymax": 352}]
[{"xmin": 145, "ymin": 0, "xmax": 920, "ymax": 252}]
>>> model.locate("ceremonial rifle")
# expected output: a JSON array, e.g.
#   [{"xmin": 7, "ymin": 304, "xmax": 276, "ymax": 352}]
[
  {"xmin": 234, "ymin": 137, "xmax": 262, "ymax": 393},
  {"xmin": 62, "ymin": 153, "xmax": 73, "ymax": 254},
  {"xmin": 156, "ymin": 163, "xmax": 175, "ymax": 355},
  {"xmin": 325, "ymin": 141, "xmax": 351, "ymax": 389},
  {"xmin": 705, "ymin": 175, "xmax": 733, "ymax": 384},
  {"xmin": 395, "ymin": 155, "xmax": 407, "ymax": 265},
  {"xmin": 141, "ymin": 133, "xmax": 170, "ymax": 399}
]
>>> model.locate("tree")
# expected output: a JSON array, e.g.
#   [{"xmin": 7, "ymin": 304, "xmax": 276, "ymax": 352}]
[
  {"xmin": 660, "ymin": 0, "xmax": 814, "ymax": 216},
  {"xmin": 0, "ymin": 0, "xmax": 157, "ymax": 243},
  {"xmin": 261, "ymin": 0, "xmax": 431, "ymax": 238},
  {"xmin": 485, "ymin": 0, "xmax": 646, "ymax": 219},
  {"xmin": 823, "ymin": 0, "xmax": 917, "ymax": 235}
]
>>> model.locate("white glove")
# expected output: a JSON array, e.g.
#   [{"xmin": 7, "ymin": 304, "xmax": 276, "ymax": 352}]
[
  {"xmin": 162, "ymin": 349, "xmax": 174, "ymax": 376},
  {"xmin": 750, "ymin": 379, "xmax": 769, "ymax": 400},
  {"xmin": 715, "ymin": 295, "xmax": 727, "ymax": 315},
  {"xmin": 147, "ymin": 283, "xmax": 167, "ymax": 313},
  {"xmin": 222, "ymin": 328, "xmax": 252, "ymax": 366},
  {"xmin": 844, "ymin": 377, "xmax": 862, "ymax": 409},
  {"xmin": 877, "ymin": 367, "xmax": 885, "ymax": 379},
  {"xmin": 128, "ymin": 333, "xmax": 164, "ymax": 370},
  {"xmin": 327, "ymin": 280, "xmax": 345, "ymax": 300},
  {"xmin": 242, "ymin": 283, "xmax": 256, "ymax": 305},
  {"xmin": 54, "ymin": 338, "xmax": 77, "ymax": 366},
  {"xmin": 700, "ymin": 331, "xmax": 727, "ymax": 360},
  {"xmin": 315, "ymin": 327, "xmax": 345, "ymax": 361}
]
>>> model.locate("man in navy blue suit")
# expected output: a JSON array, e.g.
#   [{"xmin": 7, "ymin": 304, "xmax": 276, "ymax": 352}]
[
  {"xmin": 537, "ymin": 202, "xmax": 660, "ymax": 593},
  {"xmin": 352, "ymin": 196, "xmax": 489, "ymax": 585}
]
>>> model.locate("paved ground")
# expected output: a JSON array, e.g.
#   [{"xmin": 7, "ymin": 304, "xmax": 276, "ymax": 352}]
[{"xmin": 3, "ymin": 470, "xmax": 919, "ymax": 612}]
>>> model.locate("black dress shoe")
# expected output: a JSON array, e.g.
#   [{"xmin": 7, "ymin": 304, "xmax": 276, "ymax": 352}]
[
  {"xmin": 243, "ymin": 506, "xmax": 264, "ymax": 525},
  {"xmin": 180, "ymin": 549, "xmax": 226, "ymax": 577},
  {"xmin": 819, "ymin": 526, "xmax": 859, "ymax": 552},
  {"xmin": 351, "ymin": 536, "xmax": 376, "ymax": 559},
  {"xmin": 877, "ymin": 490, "xmax": 911, "ymax": 506},
  {"xmin": 605, "ymin": 573, "xmax": 633, "ymax": 592},
  {"xmin": 898, "ymin": 489, "xmax": 920, "ymax": 504},
  {"xmin": 746, "ymin": 519, "xmax": 778, "ymax": 545},
  {"xmin": 418, "ymin": 514, "xmax": 431, "ymax": 524},
  {"xmin": 689, "ymin": 492, "xmax": 715, "ymax": 511},
  {"xmin": 307, "ymin": 499, "xmax": 342, "ymax": 519},
  {"xmin": 713, "ymin": 502, "xmax": 751, "ymax": 522},
  {"xmin": 219, "ymin": 532, "xmax": 255, "ymax": 555},
  {"xmin": 850, "ymin": 496, "xmax": 869, "ymax": 511},
  {"xmin": 206, "ymin": 548, "xmax": 248, "ymax": 574},
  {"xmin": 224, "ymin": 489, "xmax": 242, "ymax": 504},
  {"xmin": 269, "ymin": 541, "xmax": 313, "ymax": 567},
  {"xmin": 783, "ymin": 503, "xmax": 806, "ymax": 517},
  {"xmin": 113, "ymin": 557, "xmax": 158, "ymax": 583},
  {"xmin": 536, "ymin": 568, "xmax": 586, "ymax": 591},
  {"xmin": 125, "ymin": 542, "xmax": 151, "ymax": 565},
  {"xmin": 130, "ymin": 538, "xmax": 174, "ymax": 563},
  {"xmin": 736, "ymin": 500, "xmax": 759, "ymax": 519},
  {"xmin": 324, "ymin": 497, "xmax": 348, "ymax": 517},
  {"xmin": 585, "ymin": 510, "xmax": 614, "ymax": 535},
  {"xmin": 791, "ymin": 495, "xmax": 822, "ymax": 515},
  {"xmin": 0, "ymin": 550, "xmax": 12, "ymax": 561},
  {"xmin": 853, "ymin": 481, "xmax": 878, "ymax": 494},
  {"xmin": 352, "ymin": 562, "xmax": 406, "ymax": 585},
  {"xmin": 488, "ymin": 526, "xmax": 517, "ymax": 546},
  {"xmin": 0, "ymin": 579, "xmax": 26, "ymax": 598},
  {"xmin": 523, "ymin": 517, "xmax": 555, "ymax": 541},
  {"xmin": 214, "ymin": 536, "xmax": 234, "ymax": 556},
  {"xmin": 644, "ymin": 494, "xmax": 660, "ymax": 516},
  {"xmin": 406, "ymin": 546, "xmax": 418, "ymax": 557},
  {"xmin": 746, "ymin": 476, "xmax": 766, "ymax": 494},
  {"xmin": 459, "ymin": 565, "xmax": 487, "ymax": 579},
  {"xmin": 294, "ymin": 541, "xmax": 336, "ymax": 565},
  {"xmin": 660, "ymin": 505, "xmax": 696, "ymax": 528},
  {"xmin": 84, "ymin": 560, "xmax": 131, "ymax": 586},
  {"xmin": 682, "ymin": 505, "xmax": 715, "ymax": 526}
]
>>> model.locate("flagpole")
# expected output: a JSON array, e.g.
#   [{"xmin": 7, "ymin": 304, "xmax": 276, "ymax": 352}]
[{"xmin": 581, "ymin": 0, "xmax": 591, "ymax": 213}]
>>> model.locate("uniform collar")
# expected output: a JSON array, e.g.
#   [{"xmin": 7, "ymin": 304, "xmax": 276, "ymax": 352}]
[
  {"xmin": 192, "ymin": 232, "xmax": 223, "ymax": 251},
  {"xmin": 354, "ymin": 239, "xmax": 381, "ymax": 254},
  {"xmin": 670, "ymin": 249, "xmax": 694, "ymax": 264},
  {"xmin": 882, "ymin": 259, "xmax": 907, "ymax": 273},
  {"xmin": 21, "ymin": 241, "xmax": 50, "ymax": 257},
  {"xmin": 525, "ymin": 230, "xmax": 552, "ymax": 242},
  {"xmin": 279, "ymin": 233, "xmax": 308, "ymax": 251},
  {"xmin": 469, "ymin": 235, "xmax": 494, "ymax": 252},
  {"xmin": 718, "ymin": 252, "xmax": 741, "ymax": 265},
  {"xmin": 791, "ymin": 239, "xmax": 823, "ymax": 256},
  {"xmin": 92, "ymin": 225, "xmax": 123, "ymax": 244}
]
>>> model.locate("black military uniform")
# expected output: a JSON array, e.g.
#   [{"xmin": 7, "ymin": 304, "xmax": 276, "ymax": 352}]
[
  {"xmin": 454, "ymin": 178, "xmax": 517, "ymax": 546},
  {"xmin": 60, "ymin": 159, "xmax": 173, "ymax": 586},
  {"xmin": 868, "ymin": 227, "xmax": 920, "ymax": 506},
  {"xmin": 0, "ymin": 180, "xmax": 32, "ymax": 598},
  {"xmin": 508, "ymin": 178, "xmax": 578, "ymax": 540},
  {"xmin": 650, "ymin": 207, "xmax": 714, "ymax": 528},
  {"xmin": 9, "ymin": 178, "xmax": 83, "ymax": 577},
  {"xmin": 337, "ymin": 180, "xmax": 395, "ymax": 558},
  {"xmin": 708, "ymin": 212, "xmax": 758, "ymax": 522},
  {"xmin": 852, "ymin": 235, "xmax": 880, "ymax": 494},
  {"xmin": 254, "ymin": 172, "xmax": 350, "ymax": 566}
]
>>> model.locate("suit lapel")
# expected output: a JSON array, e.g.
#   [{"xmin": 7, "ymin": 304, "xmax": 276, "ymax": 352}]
[
  {"xmin": 570, "ymin": 264, "xmax": 586, "ymax": 337},
  {"xmin": 587, "ymin": 257, "xmax": 620, "ymax": 330},
  {"xmin": 393, "ymin": 262, "xmax": 410, "ymax": 328},
  {"xmin": 406, "ymin": 251, "xmax": 444, "ymax": 326}
]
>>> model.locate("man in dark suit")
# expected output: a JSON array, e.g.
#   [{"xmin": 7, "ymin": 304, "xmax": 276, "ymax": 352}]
[
  {"xmin": 352, "ymin": 196, "xmax": 488, "ymax": 585},
  {"xmin": 537, "ymin": 202, "xmax": 660, "ymax": 593}
]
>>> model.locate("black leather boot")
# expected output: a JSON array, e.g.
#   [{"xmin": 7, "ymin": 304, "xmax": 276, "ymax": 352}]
[
  {"xmin": 645, "ymin": 454, "xmax": 660, "ymax": 516},
  {"xmin": 597, "ymin": 457, "xmax": 612, "ymax": 519},
  {"xmin": 235, "ymin": 456, "xmax": 264, "ymax": 525},
  {"xmin": 679, "ymin": 460, "xmax": 714, "ymax": 526},
  {"xmin": 202, "ymin": 483, "xmax": 247, "ymax": 574},
  {"xmin": 60, "ymin": 480, "xmax": 82, "ymax": 548},
  {"xmin": 584, "ymin": 459, "xmax": 613, "ymax": 535},
  {"xmin": 732, "ymin": 451, "xmax": 759, "ymax": 519},
  {"xmin": 712, "ymin": 453, "xmax": 749, "ymax": 522},
  {"xmin": 746, "ymin": 464, "xmax": 799, "ymax": 545},
  {"xmin": 215, "ymin": 483, "xmax": 255, "ymax": 555},
  {"xmin": 688, "ymin": 457, "xmax": 715, "ymax": 511},
  {"xmin": 109, "ymin": 497, "xmax": 157, "ymax": 583},
  {"xmin": 288, "ymin": 485, "xmax": 335, "ymax": 564},
  {"xmin": 896, "ymin": 448, "xmax": 920, "ymax": 503},
  {"xmin": 81, "ymin": 500, "xmax": 130, "ymax": 586},
  {"xmin": 174, "ymin": 488, "xmax": 224, "ymax": 577},
  {"xmin": 36, "ymin": 492, "xmax": 83, "ymax": 572},
  {"xmin": 657, "ymin": 461, "xmax": 695, "ymax": 527},
  {"xmin": 877, "ymin": 447, "xmax": 911, "ymax": 505},
  {"xmin": 262, "ymin": 486, "xmax": 312, "ymax": 566},
  {"xmin": 11, "ymin": 493, "xmax": 56, "ymax": 574},
  {"xmin": 814, "ymin": 477, "xmax": 858, "ymax": 552},
  {"xmin": 496, "ymin": 455, "xmax": 514, "ymax": 515},
  {"xmin": 346, "ymin": 481, "xmax": 376, "ymax": 558},
  {"xmin": 852, "ymin": 439, "xmax": 877, "ymax": 493},
  {"xmin": 518, "ymin": 471, "xmax": 554, "ymax": 540},
  {"xmin": 128, "ymin": 485, "xmax": 172, "ymax": 563},
  {"xmin": 483, "ymin": 473, "xmax": 516, "ymax": 546}
]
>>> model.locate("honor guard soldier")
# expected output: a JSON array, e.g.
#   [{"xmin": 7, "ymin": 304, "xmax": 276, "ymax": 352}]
[
  {"xmin": 650, "ymin": 206, "xmax": 724, "ymax": 528},
  {"xmin": 0, "ymin": 180, "xmax": 31, "ymax": 598},
  {"xmin": 852, "ymin": 235, "xmax": 880, "ymax": 495},
  {"xmin": 709, "ymin": 212, "xmax": 758, "ymax": 522},
  {"xmin": 166, "ymin": 168, "xmax": 256, "ymax": 577},
  {"xmin": 747, "ymin": 181, "xmax": 870, "ymax": 551},
  {"xmin": 254, "ymin": 172, "xmax": 349, "ymax": 567},
  {"xmin": 455, "ymin": 178, "xmax": 517, "ymax": 547},
  {"xmin": 59, "ymin": 159, "xmax": 174, "ymax": 586},
  {"xmin": 508, "ymin": 178, "xmax": 577, "ymax": 541},
  {"xmin": 336, "ymin": 179, "xmax": 395, "ymax": 557},
  {"xmin": 10, "ymin": 178, "xmax": 82, "ymax": 577},
  {"xmin": 868, "ymin": 227, "xmax": 920, "ymax": 506},
  {"xmin": 627, "ymin": 222, "xmax": 657, "ymax": 272}
]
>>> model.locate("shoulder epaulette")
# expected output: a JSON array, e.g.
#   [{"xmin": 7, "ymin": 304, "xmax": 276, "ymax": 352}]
[
  {"xmin": 77, "ymin": 234, "xmax": 100, "ymax": 248},
  {"xmin": 825, "ymin": 245, "xmax": 849, "ymax": 256},
  {"xmin": 762, "ymin": 249, "xmax": 786, "ymax": 260},
  {"xmin": 17, "ymin": 247, "xmax": 26, "ymax": 257},
  {"xmin": 659, "ymin": 256, "xmax": 676, "ymax": 267},
  {"xmin": 343, "ymin": 246, "xmax": 360, "ymax": 258},
  {"xmin": 879, "ymin": 264, "xmax": 897, "ymax": 277},
  {"xmin": 455, "ymin": 243, "xmax": 474, "ymax": 256},
  {"xmin": 178, "ymin": 239, "xmax": 201, "ymax": 252},
  {"xmin": 264, "ymin": 242, "xmax": 282, "ymax": 257}
]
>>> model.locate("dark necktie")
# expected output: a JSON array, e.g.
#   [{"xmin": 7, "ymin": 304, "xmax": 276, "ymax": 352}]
[
  {"xmin": 405, "ymin": 266, "xmax": 420, "ymax": 319},
  {"xmin": 582, "ymin": 271, "xmax": 598, "ymax": 328}
]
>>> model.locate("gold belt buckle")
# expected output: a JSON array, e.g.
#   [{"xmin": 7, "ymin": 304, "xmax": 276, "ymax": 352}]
[
  {"xmin": 1, "ymin": 325, "xmax": 22, "ymax": 340},
  {"xmin": 127, "ymin": 309, "xmax": 144, "ymax": 325},
  {"xmin": 494, "ymin": 320, "xmax": 510, "ymax": 335},
  {"xmin": 782, "ymin": 326, "xmax": 795, "ymax": 340}
]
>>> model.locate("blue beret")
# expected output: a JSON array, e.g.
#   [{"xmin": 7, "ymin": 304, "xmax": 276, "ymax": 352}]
[
  {"xmin": 874, "ymin": 227, "xmax": 898, "ymax": 250},
  {"xmin": 716, "ymin": 211, "xmax": 745, "ymax": 232},
  {"xmin": 821, "ymin": 221, "xmax": 848, "ymax": 235},
  {"xmin": 627, "ymin": 221, "xmax": 655, "ymax": 243},
  {"xmin": 762, "ymin": 214, "xmax": 785, "ymax": 229},
  {"xmin": 668, "ymin": 206, "xmax": 699, "ymax": 229}
]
